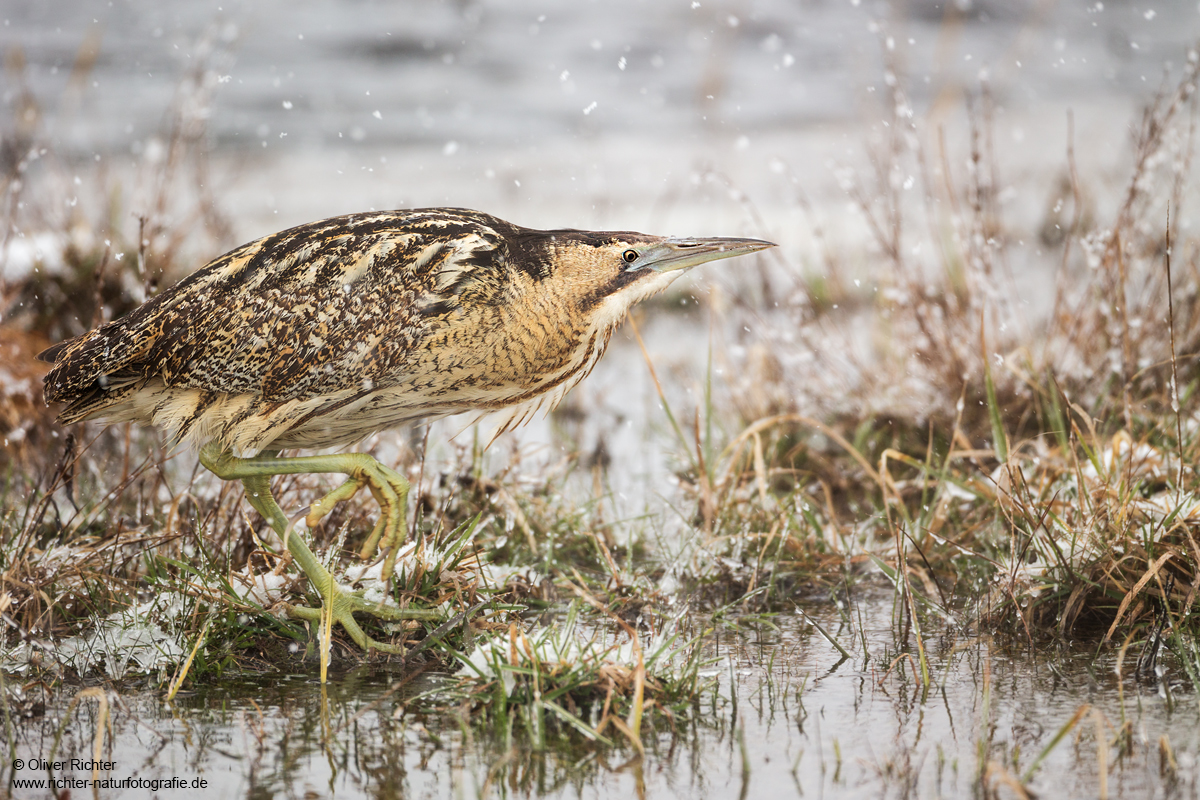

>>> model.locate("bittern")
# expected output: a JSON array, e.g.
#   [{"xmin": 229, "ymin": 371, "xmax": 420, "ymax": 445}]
[{"xmin": 39, "ymin": 207, "xmax": 773, "ymax": 676}]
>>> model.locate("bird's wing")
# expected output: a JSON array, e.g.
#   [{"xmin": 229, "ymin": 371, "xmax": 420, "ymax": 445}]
[{"xmin": 41, "ymin": 209, "xmax": 515, "ymax": 407}]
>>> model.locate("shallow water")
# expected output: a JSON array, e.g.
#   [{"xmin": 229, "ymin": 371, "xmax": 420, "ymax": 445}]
[
  {"xmin": 9, "ymin": 0, "xmax": 1197, "ymax": 151},
  {"xmin": 7, "ymin": 0, "xmax": 1200, "ymax": 236},
  {"xmin": 7, "ymin": 599, "xmax": 1197, "ymax": 799}
]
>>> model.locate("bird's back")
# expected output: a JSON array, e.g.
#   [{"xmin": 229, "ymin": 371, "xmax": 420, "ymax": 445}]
[{"xmin": 39, "ymin": 208, "xmax": 543, "ymax": 454}]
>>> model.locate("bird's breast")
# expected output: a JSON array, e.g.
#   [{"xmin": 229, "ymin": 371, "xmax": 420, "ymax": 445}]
[{"xmin": 389, "ymin": 291, "xmax": 598, "ymax": 407}]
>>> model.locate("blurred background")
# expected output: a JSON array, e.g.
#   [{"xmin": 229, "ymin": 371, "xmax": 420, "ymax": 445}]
[
  {"xmin": 5, "ymin": 0, "xmax": 1197, "ymax": 238},
  {"xmin": 3, "ymin": 0, "xmax": 1200, "ymax": 503}
]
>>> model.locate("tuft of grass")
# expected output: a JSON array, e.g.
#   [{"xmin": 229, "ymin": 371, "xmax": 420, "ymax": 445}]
[
  {"xmin": 678, "ymin": 44, "xmax": 1200, "ymax": 676},
  {"xmin": 447, "ymin": 600, "xmax": 713, "ymax": 751}
]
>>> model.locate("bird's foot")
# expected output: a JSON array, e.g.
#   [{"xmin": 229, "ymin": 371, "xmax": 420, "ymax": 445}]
[
  {"xmin": 199, "ymin": 446, "xmax": 419, "ymax": 681},
  {"xmin": 201, "ymin": 444, "xmax": 412, "ymax": 573},
  {"xmin": 303, "ymin": 457, "xmax": 410, "ymax": 574},
  {"xmin": 273, "ymin": 531, "xmax": 443, "ymax": 680},
  {"xmin": 279, "ymin": 583, "xmax": 437, "ymax": 658}
]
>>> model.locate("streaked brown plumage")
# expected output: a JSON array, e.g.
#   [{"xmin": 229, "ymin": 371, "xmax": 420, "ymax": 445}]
[{"xmin": 39, "ymin": 206, "xmax": 773, "ymax": 676}]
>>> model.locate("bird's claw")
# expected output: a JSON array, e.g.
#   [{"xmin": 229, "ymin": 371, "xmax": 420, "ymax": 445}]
[
  {"xmin": 280, "ymin": 582, "xmax": 443, "ymax": 658},
  {"xmin": 304, "ymin": 475, "xmax": 368, "ymax": 528},
  {"xmin": 352, "ymin": 460, "xmax": 409, "ymax": 574},
  {"xmin": 297, "ymin": 458, "xmax": 410, "ymax": 577},
  {"xmin": 280, "ymin": 598, "xmax": 406, "ymax": 657}
]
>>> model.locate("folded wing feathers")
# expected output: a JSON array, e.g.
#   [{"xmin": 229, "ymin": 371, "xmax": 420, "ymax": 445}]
[{"xmin": 38, "ymin": 209, "xmax": 524, "ymax": 454}]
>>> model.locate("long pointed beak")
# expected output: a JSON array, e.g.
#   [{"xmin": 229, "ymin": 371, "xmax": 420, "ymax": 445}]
[{"xmin": 640, "ymin": 237, "xmax": 776, "ymax": 273}]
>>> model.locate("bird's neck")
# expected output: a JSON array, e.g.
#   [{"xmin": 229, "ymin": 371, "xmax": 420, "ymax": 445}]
[{"xmin": 494, "ymin": 274, "xmax": 596, "ymax": 386}]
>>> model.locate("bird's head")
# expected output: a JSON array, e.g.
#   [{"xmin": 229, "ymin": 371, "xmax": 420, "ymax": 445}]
[{"xmin": 533, "ymin": 228, "xmax": 776, "ymax": 330}]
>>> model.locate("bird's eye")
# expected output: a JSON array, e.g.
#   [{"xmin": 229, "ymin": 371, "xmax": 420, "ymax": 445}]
[{"xmin": 622, "ymin": 249, "xmax": 639, "ymax": 264}]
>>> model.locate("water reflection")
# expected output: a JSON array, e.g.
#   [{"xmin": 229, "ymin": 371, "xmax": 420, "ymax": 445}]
[{"xmin": 8, "ymin": 598, "xmax": 1196, "ymax": 799}]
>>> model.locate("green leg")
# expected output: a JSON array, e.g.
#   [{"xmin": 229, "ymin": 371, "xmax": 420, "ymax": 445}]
[
  {"xmin": 202, "ymin": 444, "xmax": 411, "ymax": 573},
  {"xmin": 200, "ymin": 444, "xmax": 424, "ymax": 679}
]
